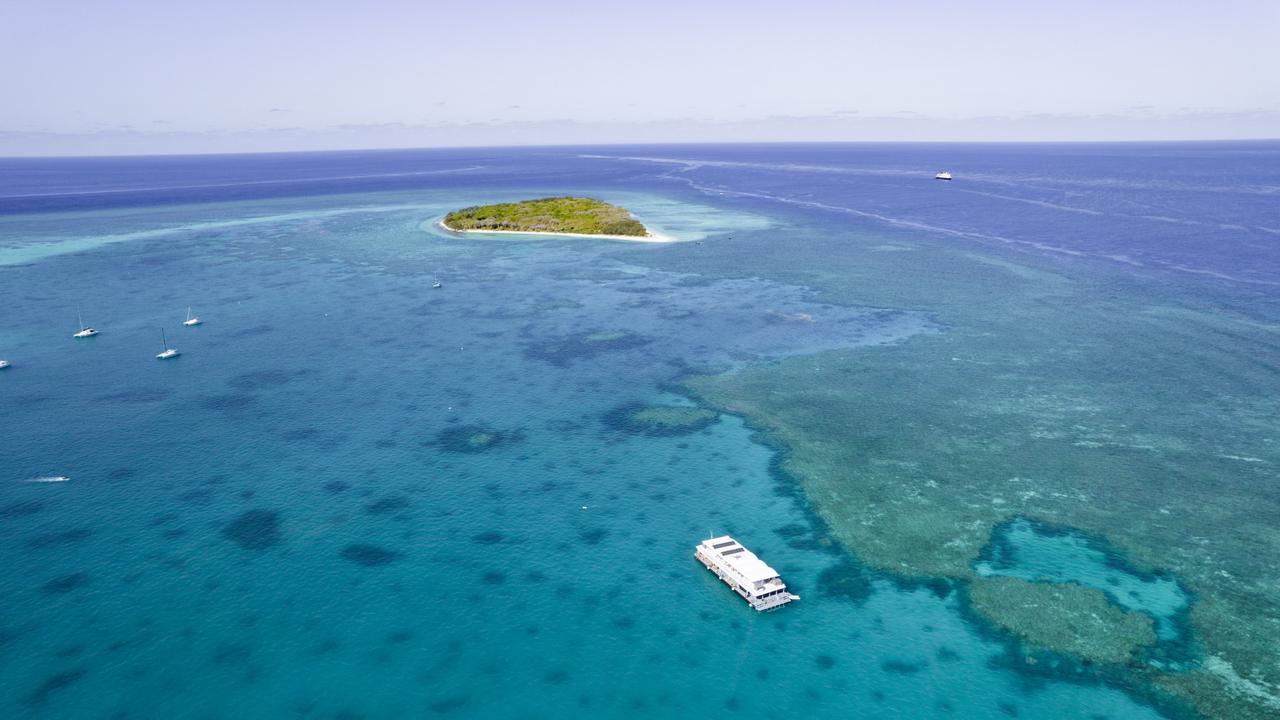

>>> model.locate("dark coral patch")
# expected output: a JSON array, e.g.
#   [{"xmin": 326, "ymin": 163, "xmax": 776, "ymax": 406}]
[
  {"xmin": 0, "ymin": 628, "xmax": 22, "ymax": 648},
  {"xmin": 365, "ymin": 496, "xmax": 410, "ymax": 516},
  {"xmin": 200, "ymin": 393, "xmax": 257, "ymax": 412},
  {"xmin": 212, "ymin": 642, "xmax": 252, "ymax": 665},
  {"xmin": 523, "ymin": 330, "xmax": 651, "ymax": 367},
  {"xmin": 472, "ymin": 531, "xmax": 504, "ymax": 545},
  {"xmin": 341, "ymin": 544, "xmax": 402, "ymax": 567},
  {"xmin": 43, "ymin": 572, "xmax": 89, "ymax": 595},
  {"xmin": 1, "ymin": 500, "xmax": 45, "ymax": 520},
  {"xmin": 27, "ymin": 527, "xmax": 92, "ymax": 549},
  {"xmin": 428, "ymin": 695, "xmax": 468, "ymax": 714},
  {"xmin": 282, "ymin": 427, "xmax": 321, "ymax": 442},
  {"xmin": 221, "ymin": 510, "xmax": 282, "ymax": 550},
  {"xmin": 177, "ymin": 487, "xmax": 215, "ymax": 506},
  {"xmin": 818, "ymin": 561, "xmax": 873, "ymax": 604},
  {"xmin": 25, "ymin": 667, "xmax": 86, "ymax": 705},
  {"xmin": 579, "ymin": 528, "xmax": 609, "ymax": 545},
  {"xmin": 227, "ymin": 369, "xmax": 305, "ymax": 390},
  {"xmin": 481, "ymin": 571, "xmax": 506, "ymax": 585},
  {"xmin": 544, "ymin": 669, "xmax": 570, "ymax": 685},
  {"xmin": 431, "ymin": 425, "xmax": 519, "ymax": 453},
  {"xmin": 881, "ymin": 659, "xmax": 922, "ymax": 674},
  {"xmin": 323, "ymin": 480, "xmax": 351, "ymax": 494},
  {"xmin": 814, "ymin": 655, "xmax": 836, "ymax": 669},
  {"xmin": 602, "ymin": 402, "xmax": 720, "ymax": 437}
]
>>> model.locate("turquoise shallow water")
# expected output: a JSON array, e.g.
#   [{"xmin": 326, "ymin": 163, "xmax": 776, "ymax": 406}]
[
  {"xmin": 5, "ymin": 145, "xmax": 1265, "ymax": 718},
  {"xmin": 975, "ymin": 519, "xmax": 1190, "ymax": 643}
]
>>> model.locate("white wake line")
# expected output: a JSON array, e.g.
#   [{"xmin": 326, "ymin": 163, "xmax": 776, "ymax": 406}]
[
  {"xmin": 663, "ymin": 173, "xmax": 1280, "ymax": 287},
  {"xmin": 958, "ymin": 188, "xmax": 1279, "ymax": 235},
  {"xmin": 0, "ymin": 203, "xmax": 440, "ymax": 266},
  {"xmin": 660, "ymin": 171, "xmax": 1088, "ymax": 258},
  {"xmin": 0, "ymin": 166, "xmax": 485, "ymax": 200},
  {"xmin": 584, "ymin": 153, "xmax": 1280, "ymax": 196},
  {"xmin": 580, "ymin": 154, "xmax": 920, "ymax": 178},
  {"xmin": 954, "ymin": 188, "xmax": 1106, "ymax": 216}
]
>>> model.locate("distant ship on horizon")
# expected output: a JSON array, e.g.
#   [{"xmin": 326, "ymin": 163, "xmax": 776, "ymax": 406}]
[{"xmin": 935, "ymin": 171, "xmax": 953, "ymax": 181}]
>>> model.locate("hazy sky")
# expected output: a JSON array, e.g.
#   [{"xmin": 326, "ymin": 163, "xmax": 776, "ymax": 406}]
[{"xmin": 2, "ymin": 0, "xmax": 1277, "ymax": 154}]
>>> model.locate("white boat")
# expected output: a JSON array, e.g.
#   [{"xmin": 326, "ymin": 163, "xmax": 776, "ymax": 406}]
[
  {"xmin": 0, "ymin": 360, "xmax": 10, "ymax": 370},
  {"xmin": 183, "ymin": 307, "xmax": 202, "ymax": 326},
  {"xmin": 935, "ymin": 171, "xmax": 953, "ymax": 181},
  {"xmin": 73, "ymin": 304, "xmax": 98, "ymax": 338},
  {"xmin": 432, "ymin": 279, "xmax": 443, "ymax": 289},
  {"xmin": 695, "ymin": 535, "xmax": 800, "ymax": 611},
  {"xmin": 156, "ymin": 328, "xmax": 180, "ymax": 359},
  {"xmin": 23, "ymin": 475, "xmax": 70, "ymax": 483}
]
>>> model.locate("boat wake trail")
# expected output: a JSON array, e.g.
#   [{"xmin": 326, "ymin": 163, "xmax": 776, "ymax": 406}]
[
  {"xmin": 17, "ymin": 476, "xmax": 70, "ymax": 483},
  {"xmin": 637, "ymin": 161, "xmax": 1280, "ymax": 287},
  {"xmin": 0, "ymin": 166, "xmax": 486, "ymax": 200}
]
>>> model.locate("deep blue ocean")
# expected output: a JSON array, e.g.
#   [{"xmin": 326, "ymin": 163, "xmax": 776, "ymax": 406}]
[{"xmin": 1, "ymin": 142, "xmax": 1278, "ymax": 719}]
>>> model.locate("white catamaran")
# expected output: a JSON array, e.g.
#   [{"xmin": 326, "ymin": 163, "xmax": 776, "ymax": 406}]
[
  {"xmin": 73, "ymin": 305, "xmax": 98, "ymax": 338},
  {"xmin": 183, "ymin": 307, "xmax": 202, "ymax": 326},
  {"xmin": 156, "ymin": 328, "xmax": 180, "ymax": 359}
]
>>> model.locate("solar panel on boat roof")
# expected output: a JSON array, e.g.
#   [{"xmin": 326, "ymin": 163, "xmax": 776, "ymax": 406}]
[
  {"xmin": 722, "ymin": 548, "xmax": 745, "ymax": 555},
  {"xmin": 712, "ymin": 541, "xmax": 738, "ymax": 549}
]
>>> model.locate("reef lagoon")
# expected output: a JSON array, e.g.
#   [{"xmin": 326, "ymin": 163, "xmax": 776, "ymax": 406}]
[{"xmin": 1, "ymin": 143, "xmax": 1277, "ymax": 719}]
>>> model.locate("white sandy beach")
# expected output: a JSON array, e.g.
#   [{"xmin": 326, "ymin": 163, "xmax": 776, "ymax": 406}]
[{"xmin": 438, "ymin": 219, "xmax": 675, "ymax": 243}]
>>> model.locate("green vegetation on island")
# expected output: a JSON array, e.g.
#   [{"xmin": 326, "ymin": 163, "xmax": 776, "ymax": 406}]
[{"xmin": 443, "ymin": 197, "xmax": 649, "ymax": 237}]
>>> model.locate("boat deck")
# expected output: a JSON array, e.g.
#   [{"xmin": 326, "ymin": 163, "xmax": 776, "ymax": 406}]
[{"xmin": 695, "ymin": 536, "xmax": 799, "ymax": 611}]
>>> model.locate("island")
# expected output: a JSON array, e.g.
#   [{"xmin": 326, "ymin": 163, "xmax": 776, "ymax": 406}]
[{"xmin": 440, "ymin": 196, "xmax": 670, "ymax": 242}]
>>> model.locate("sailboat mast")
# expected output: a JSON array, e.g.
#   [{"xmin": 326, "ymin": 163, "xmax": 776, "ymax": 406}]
[
  {"xmin": 161, "ymin": 327, "xmax": 167, "ymax": 349},
  {"xmin": 77, "ymin": 304, "xmax": 83, "ymax": 329}
]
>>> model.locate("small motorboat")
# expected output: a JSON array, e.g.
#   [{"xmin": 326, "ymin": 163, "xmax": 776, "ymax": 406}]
[
  {"xmin": 935, "ymin": 171, "xmax": 953, "ymax": 181},
  {"xmin": 183, "ymin": 307, "xmax": 202, "ymax": 326},
  {"xmin": 156, "ymin": 328, "xmax": 180, "ymax": 359},
  {"xmin": 0, "ymin": 360, "xmax": 10, "ymax": 370}
]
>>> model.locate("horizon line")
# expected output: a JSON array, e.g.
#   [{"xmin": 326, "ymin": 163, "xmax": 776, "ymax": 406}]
[{"xmin": 4, "ymin": 137, "xmax": 1279, "ymax": 162}]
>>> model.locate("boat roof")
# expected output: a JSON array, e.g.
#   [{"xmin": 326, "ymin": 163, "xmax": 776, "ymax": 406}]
[{"xmin": 702, "ymin": 535, "xmax": 781, "ymax": 583}]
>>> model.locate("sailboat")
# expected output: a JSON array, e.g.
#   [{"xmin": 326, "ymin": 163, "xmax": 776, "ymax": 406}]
[
  {"xmin": 183, "ymin": 307, "xmax": 202, "ymax": 326},
  {"xmin": 432, "ymin": 277, "xmax": 443, "ymax": 289},
  {"xmin": 73, "ymin": 304, "xmax": 98, "ymax": 338},
  {"xmin": 156, "ymin": 328, "xmax": 180, "ymax": 359}
]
